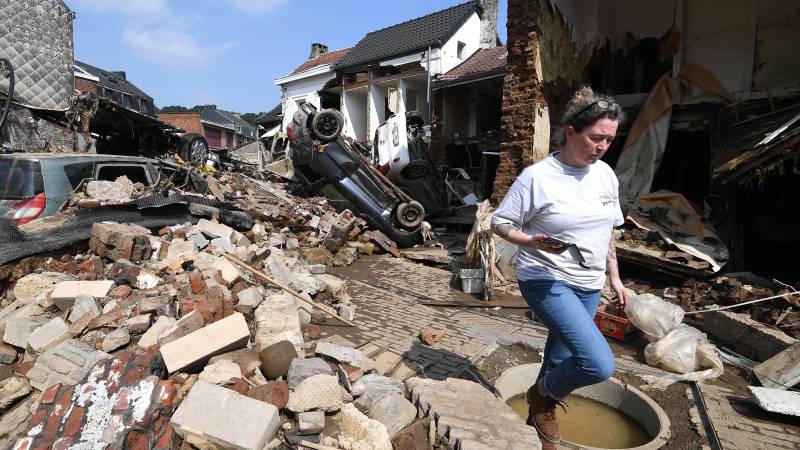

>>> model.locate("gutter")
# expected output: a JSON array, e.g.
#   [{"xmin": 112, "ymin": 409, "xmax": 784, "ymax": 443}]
[{"xmin": 432, "ymin": 69, "xmax": 505, "ymax": 90}]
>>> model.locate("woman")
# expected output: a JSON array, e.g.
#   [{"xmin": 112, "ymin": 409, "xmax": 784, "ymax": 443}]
[{"xmin": 490, "ymin": 87, "xmax": 628, "ymax": 448}]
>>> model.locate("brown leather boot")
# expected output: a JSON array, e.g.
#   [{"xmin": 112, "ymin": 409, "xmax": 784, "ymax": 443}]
[{"xmin": 526, "ymin": 383, "xmax": 565, "ymax": 449}]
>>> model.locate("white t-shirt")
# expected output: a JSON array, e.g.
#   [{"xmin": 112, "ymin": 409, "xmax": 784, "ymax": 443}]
[{"xmin": 491, "ymin": 153, "xmax": 625, "ymax": 290}]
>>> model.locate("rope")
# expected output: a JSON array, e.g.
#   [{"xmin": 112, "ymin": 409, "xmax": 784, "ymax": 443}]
[{"xmin": 683, "ymin": 290, "xmax": 800, "ymax": 315}]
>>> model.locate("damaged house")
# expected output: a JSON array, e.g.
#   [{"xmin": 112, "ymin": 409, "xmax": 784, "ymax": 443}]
[{"xmin": 489, "ymin": 0, "xmax": 800, "ymax": 279}]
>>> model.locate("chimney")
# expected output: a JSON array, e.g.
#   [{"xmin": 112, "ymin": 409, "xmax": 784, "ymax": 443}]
[
  {"xmin": 308, "ymin": 43, "xmax": 329, "ymax": 60},
  {"xmin": 111, "ymin": 71, "xmax": 126, "ymax": 80},
  {"xmin": 479, "ymin": 0, "xmax": 499, "ymax": 49}
]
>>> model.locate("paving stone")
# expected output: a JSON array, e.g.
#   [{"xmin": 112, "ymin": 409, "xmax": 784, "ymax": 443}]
[
  {"xmin": 3, "ymin": 315, "xmax": 50, "ymax": 348},
  {"xmin": 331, "ymin": 403, "xmax": 392, "ymax": 450},
  {"xmin": 0, "ymin": 376, "xmax": 31, "ymax": 411},
  {"xmin": 25, "ymin": 339, "xmax": 110, "ymax": 390},
  {"xmin": 26, "ymin": 317, "xmax": 70, "ymax": 353},
  {"xmin": 705, "ymin": 310, "xmax": 797, "ymax": 361},
  {"xmin": 101, "ymin": 327, "xmax": 131, "ymax": 352},
  {"xmin": 405, "ymin": 377, "xmax": 539, "ymax": 449},
  {"xmin": 368, "ymin": 393, "xmax": 417, "ymax": 436},
  {"xmin": 248, "ymin": 380, "xmax": 289, "ymax": 410},
  {"xmin": 50, "ymin": 280, "xmax": 115, "ymax": 310},
  {"xmin": 315, "ymin": 341, "xmax": 362, "ymax": 367},
  {"xmin": 255, "ymin": 291, "xmax": 304, "ymax": 355},
  {"xmin": 160, "ymin": 312, "xmax": 250, "ymax": 373},
  {"xmin": 351, "ymin": 373, "xmax": 406, "ymax": 408},
  {"xmin": 287, "ymin": 374, "xmax": 343, "ymax": 413},
  {"xmin": 259, "ymin": 340, "xmax": 298, "ymax": 379},
  {"xmin": 753, "ymin": 341, "xmax": 800, "ymax": 389},
  {"xmin": 288, "ymin": 357, "xmax": 331, "ymax": 389},
  {"xmin": 68, "ymin": 294, "xmax": 101, "ymax": 323},
  {"xmin": 171, "ymin": 380, "xmax": 280, "ymax": 450}
]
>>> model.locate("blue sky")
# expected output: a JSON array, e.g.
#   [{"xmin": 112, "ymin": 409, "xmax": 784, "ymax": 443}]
[{"xmin": 67, "ymin": 0, "xmax": 508, "ymax": 115}]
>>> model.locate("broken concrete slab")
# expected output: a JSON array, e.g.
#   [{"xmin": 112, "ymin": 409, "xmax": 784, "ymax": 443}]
[
  {"xmin": 160, "ymin": 312, "xmax": 249, "ymax": 373},
  {"xmin": 331, "ymin": 403, "xmax": 392, "ymax": 450},
  {"xmin": 255, "ymin": 291, "xmax": 304, "ymax": 355},
  {"xmin": 26, "ymin": 317, "xmax": 70, "ymax": 353},
  {"xmin": 171, "ymin": 380, "xmax": 280, "ymax": 450},
  {"xmin": 199, "ymin": 360, "xmax": 243, "ymax": 385},
  {"xmin": 753, "ymin": 341, "xmax": 800, "ymax": 390},
  {"xmin": 288, "ymin": 357, "xmax": 332, "ymax": 390},
  {"xmin": 705, "ymin": 310, "xmax": 798, "ymax": 361},
  {"xmin": 196, "ymin": 219, "xmax": 239, "ymax": 243},
  {"xmin": 138, "ymin": 315, "xmax": 176, "ymax": 348},
  {"xmin": 69, "ymin": 294, "xmax": 101, "ymax": 323},
  {"xmin": 748, "ymin": 386, "xmax": 800, "ymax": 416},
  {"xmin": 298, "ymin": 410, "xmax": 325, "ymax": 435},
  {"xmin": 368, "ymin": 393, "xmax": 417, "ymax": 436},
  {"xmin": 50, "ymin": 280, "xmax": 115, "ymax": 310},
  {"xmin": 13, "ymin": 272, "xmax": 73, "ymax": 302},
  {"xmin": 25, "ymin": 339, "xmax": 110, "ymax": 390},
  {"xmin": 352, "ymin": 374, "xmax": 406, "ymax": 412},
  {"xmin": 0, "ymin": 300, "xmax": 43, "ymax": 338},
  {"xmin": 287, "ymin": 374, "xmax": 343, "ymax": 413},
  {"xmin": 237, "ymin": 286, "xmax": 265, "ymax": 310},
  {"xmin": 316, "ymin": 341, "xmax": 362, "ymax": 367},
  {"xmin": 0, "ymin": 376, "xmax": 31, "ymax": 411},
  {"xmin": 3, "ymin": 315, "xmax": 50, "ymax": 348},
  {"xmin": 405, "ymin": 377, "xmax": 540, "ymax": 449}
]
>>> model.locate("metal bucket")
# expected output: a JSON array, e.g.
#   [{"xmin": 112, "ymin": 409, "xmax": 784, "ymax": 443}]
[{"xmin": 459, "ymin": 268, "xmax": 485, "ymax": 294}]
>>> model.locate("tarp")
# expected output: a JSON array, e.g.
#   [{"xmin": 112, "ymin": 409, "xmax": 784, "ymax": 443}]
[{"xmin": 626, "ymin": 190, "xmax": 729, "ymax": 272}]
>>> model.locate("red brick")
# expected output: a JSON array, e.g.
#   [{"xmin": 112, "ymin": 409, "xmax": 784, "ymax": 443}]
[
  {"xmin": 126, "ymin": 431, "xmax": 149, "ymax": 450},
  {"xmin": 60, "ymin": 406, "xmax": 86, "ymax": 437},
  {"xmin": 109, "ymin": 284, "xmax": 133, "ymax": 299},
  {"xmin": 13, "ymin": 437, "xmax": 33, "ymax": 450},
  {"xmin": 87, "ymin": 307, "xmax": 129, "ymax": 330},
  {"xmin": 153, "ymin": 422, "xmax": 175, "ymax": 450},
  {"xmin": 52, "ymin": 386, "xmax": 74, "ymax": 418},
  {"xmin": 178, "ymin": 298, "xmax": 195, "ymax": 316},
  {"xmin": 188, "ymin": 271, "xmax": 204, "ymax": 294},
  {"xmin": 248, "ymin": 380, "xmax": 289, "ymax": 410},
  {"xmin": 152, "ymin": 380, "xmax": 176, "ymax": 410},
  {"xmin": 225, "ymin": 377, "xmax": 249, "ymax": 395},
  {"xmin": 113, "ymin": 386, "xmax": 132, "ymax": 411},
  {"xmin": 39, "ymin": 383, "xmax": 62, "ymax": 405}
]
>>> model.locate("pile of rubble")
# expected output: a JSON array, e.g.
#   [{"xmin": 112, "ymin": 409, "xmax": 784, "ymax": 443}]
[{"xmin": 0, "ymin": 208, "xmax": 456, "ymax": 449}]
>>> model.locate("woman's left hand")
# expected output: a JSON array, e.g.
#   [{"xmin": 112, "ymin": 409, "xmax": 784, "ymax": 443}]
[{"xmin": 609, "ymin": 276, "xmax": 628, "ymax": 310}]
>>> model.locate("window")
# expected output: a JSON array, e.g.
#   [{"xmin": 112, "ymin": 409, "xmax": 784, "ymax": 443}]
[
  {"xmin": 295, "ymin": 98, "xmax": 306, "ymax": 107},
  {"xmin": 62, "ymin": 162, "xmax": 95, "ymax": 189},
  {"xmin": 95, "ymin": 164, "xmax": 151, "ymax": 185},
  {"xmin": 122, "ymin": 94, "xmax": 133, "ymax": 108},
  {"xmin": 457, "ymin": 41, "xmax": 466, "ymax": 59}
]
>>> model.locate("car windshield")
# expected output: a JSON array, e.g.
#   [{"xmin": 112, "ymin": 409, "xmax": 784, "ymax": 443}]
[{"xmin": 0, "ymin": 158, "xmax": 45, "ymax": 200}]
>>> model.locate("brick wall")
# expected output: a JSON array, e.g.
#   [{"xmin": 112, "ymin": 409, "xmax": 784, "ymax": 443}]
[
  {"xmin": 15, "ymin": 349, "xmax": 175, "ymax": 450},
  {"xmin": 157, "ymin": 112, "xmax": 203, "ymax": 135},
  {"xmin": 491, "ymin": 0, "xmax": 545, "ymax": 203},
  {"xmin": 74, "ymin": 77, "xmax": 98, "ymax": 95}
]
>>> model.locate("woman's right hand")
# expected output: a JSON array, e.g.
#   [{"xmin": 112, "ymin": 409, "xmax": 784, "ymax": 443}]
[{"xmin": 527, "ymin": 234, "xmax": 569, "ymax": 254}]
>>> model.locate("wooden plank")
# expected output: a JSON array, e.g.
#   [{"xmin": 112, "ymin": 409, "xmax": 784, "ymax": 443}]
[{"xmin": 753, "ymin": 342, "xmax": 800, "ymax": 390}]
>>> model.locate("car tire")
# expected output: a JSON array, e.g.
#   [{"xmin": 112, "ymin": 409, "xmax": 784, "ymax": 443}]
[
  {"xmin": 311, "ymin": 109, "xmax": 344, "ymax": 142},
  {"xmin": 396, "ymin": 200, "xmax": 425, "ymax": 229},
  {"xmin": 179, "ymin": 133, "xmax": 209, "ymax": 165}
]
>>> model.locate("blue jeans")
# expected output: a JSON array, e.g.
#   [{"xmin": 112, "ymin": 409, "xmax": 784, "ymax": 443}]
[{"xmin": 519, "ymin": 278, "xmax": 615, "ymax": 400}]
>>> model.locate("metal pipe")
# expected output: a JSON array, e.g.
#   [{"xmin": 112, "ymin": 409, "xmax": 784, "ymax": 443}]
[{"xmin": 426, "ymin": 45, "xmax": 432, "ymax": 121}]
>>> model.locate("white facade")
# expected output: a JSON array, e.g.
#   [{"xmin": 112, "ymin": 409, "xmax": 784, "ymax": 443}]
[{"xmin": 275, "ymin": 66, "xmax": 336, "ymax": 130}]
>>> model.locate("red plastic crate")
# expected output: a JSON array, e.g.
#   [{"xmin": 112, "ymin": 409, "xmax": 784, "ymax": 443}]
[{"xmin": 594, "ymin": 304, "xmax": 636, "ymax": 341}]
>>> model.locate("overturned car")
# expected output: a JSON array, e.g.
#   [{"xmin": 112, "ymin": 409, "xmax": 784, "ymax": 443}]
[{"xmin": 287, "ymin": 104, "xmax": 433, "ymax": 247}]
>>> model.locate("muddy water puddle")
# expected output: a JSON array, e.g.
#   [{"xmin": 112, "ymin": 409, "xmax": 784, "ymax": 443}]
[{"xmin": 508, "ymin": 394, "xmax": 651, "ymax": 448}]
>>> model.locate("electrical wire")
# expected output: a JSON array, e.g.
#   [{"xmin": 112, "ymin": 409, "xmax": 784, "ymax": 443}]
[{"xmin": 683, "ymin": 290, "xmax": 800, "ymax": 315}]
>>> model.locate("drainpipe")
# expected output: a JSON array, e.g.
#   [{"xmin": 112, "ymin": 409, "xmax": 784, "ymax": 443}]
[{"xmin": 426, "ymin": 45, "xmax": 432, "ymax": 121}]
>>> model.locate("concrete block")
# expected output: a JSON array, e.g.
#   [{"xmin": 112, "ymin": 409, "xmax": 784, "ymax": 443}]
[
  {"xmin": 287, "ymin": 374, "xmax": 343, "ymax": 413},
  {"xmin": 13, "ymin": 272, "xmax": 72, "ymax": 302},
  {"xmin": 748, "ymin": 386, "xmax": 800, "ymax": 416},
  {"xmin": 255, "ymin": 292, "xmax": 303, "ymax": 355},
  {"xmin": 3, "ymin": 316, "xmax": 50, "ymax": 348},
  {"xmin": 288, "ymin": 358, "xmax": 332, "ymax": 389},
  {"xmin": 753, "ymin": 342, "xmax": 800, "ymax": 389},
  {"xmin": 196, "ymin": 219, "xmax": 237, "ymax": 242},
  {"xmin": 69, "ymin": 295, "xmax": 101, "ymax": 323},
  {"xmin": 368, "ymin": 393, "xmax": 417, "ymax": 436},
  {"xmin": 160, "ymin": 312, "xmax": 249, "ymax": 373},
  {"xmin": 705, "ymin": 311, "xmax": 797, "ymax": 361},
  {"xmin": 171, "ymin": 380, "xmax": 280, "ymax": 450},
  {"xmin": 50, "ymin": 281, "xmax": 115, "ymax": 310},
  {"xmin": 138, "ymin": 316, "xmax": 176, "ymax": 348},
  {"xmin": 25, "ymin": 339, "xmax": 109, "ymax": 390},
  {"xmin": 315, "ymin": 341, "xmax": 362, "ymax": 367},
  {"xmin": 26, "ymin": 317, "xmax": 70, "ymax": 353}
]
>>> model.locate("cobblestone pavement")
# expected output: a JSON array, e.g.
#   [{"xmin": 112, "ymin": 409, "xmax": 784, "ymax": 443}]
[
  {"xmin": 695, "ymin": 382, "xmax": 800, "ymax": 449},
  {"xmin": 328, "ymin": 256, "xmax": 547, "ymax": 379}
]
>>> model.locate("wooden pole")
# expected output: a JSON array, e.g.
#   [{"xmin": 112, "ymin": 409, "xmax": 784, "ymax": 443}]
[{"xmin": 223, "ymin": 254, "xmax": 355, "ymax": 327}]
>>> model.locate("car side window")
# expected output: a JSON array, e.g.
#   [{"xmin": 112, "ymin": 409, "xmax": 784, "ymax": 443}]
[
  {"xmin": 95, "ymin": 164, "xmax": 152, "ymax": 185},
  {"xmin": 62, "ymin": 162, "xmax": 95, "ymax": 189}
]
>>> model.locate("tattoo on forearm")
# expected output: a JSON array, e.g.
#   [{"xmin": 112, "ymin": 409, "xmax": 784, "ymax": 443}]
[
  {"xmin": 495, "ymin": 223, "xmax": 518, "ymax": 240},
  {"xmin": 606, "ymin": 238, "xmax": 618, "ymax": 275}
]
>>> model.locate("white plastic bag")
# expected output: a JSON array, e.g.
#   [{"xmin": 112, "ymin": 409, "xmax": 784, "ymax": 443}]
[
  {"xmin": 641, "ymin": 325, "xmax": 724, "ymax": 389},
  {"xmin": 625, "ymin": 293, "xmax": 685, "ymax": 341}
]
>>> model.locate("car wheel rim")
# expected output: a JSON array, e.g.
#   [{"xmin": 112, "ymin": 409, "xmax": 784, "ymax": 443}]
[
  {"xmin": 318, "ymin": 116, "xmax": 338, "ymax": 137},
  {"xmin": 190, "ymin": 140, "xmax": 206, "ymax": 164},
  {"xmin": 401, "ymin": 205, "xmax": 422, "ymax": 225}
]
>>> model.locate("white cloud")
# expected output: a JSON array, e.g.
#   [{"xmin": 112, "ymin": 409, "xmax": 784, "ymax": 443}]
[
  {"xmin": 225, "ymin": 0, "xmax": 287, "ymax": 15},
  {"xmin": 69, "ymin": 0, "xmax": 169, "ymax": 18},
  {"xmin": 122, "ymin": 27, "xmax": 239, "ymax": 66}
]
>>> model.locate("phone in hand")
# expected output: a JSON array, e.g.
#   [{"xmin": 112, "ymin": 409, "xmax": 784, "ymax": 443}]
[{"xmin": 541, "ymin": 236, "xmax": 569, "ymax": 248}]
